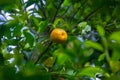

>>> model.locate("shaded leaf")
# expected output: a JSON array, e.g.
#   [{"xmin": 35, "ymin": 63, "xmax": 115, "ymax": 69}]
[
  {"xmin": 23, "ymin": 31, "xmax": 35, "ymax": 47},
  {"xmin": 39, "ymin": 21, "xmax": 48, "ymax": 33},
  {"xmin": 0, "ymin": 53, "xmax": 4, "ymax": 65}
]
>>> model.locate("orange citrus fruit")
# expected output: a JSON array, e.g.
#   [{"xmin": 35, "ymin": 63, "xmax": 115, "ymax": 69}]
[{"xmin": 50, "ymin": 28, "xmax": 67, "ymax": 43}]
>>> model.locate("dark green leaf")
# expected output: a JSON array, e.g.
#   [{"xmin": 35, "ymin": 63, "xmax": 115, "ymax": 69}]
[{"xmin": 23, "ymin": 31, "xmax": 35, "ymax": 47}]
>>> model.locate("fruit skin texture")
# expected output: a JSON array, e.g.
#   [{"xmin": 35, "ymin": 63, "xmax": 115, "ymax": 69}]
[{"xmin": 50, "ymin": 28, "xmax": 67, "ymax": 43}]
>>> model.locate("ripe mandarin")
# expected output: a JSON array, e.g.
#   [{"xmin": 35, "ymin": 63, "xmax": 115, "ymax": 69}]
[{"xmin": 50, "ymin": 28, "xmax": 67, "ymax": 43}]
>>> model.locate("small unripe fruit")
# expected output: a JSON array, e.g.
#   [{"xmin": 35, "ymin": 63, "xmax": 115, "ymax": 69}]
[{"xmin": 50, "ymin": 28, "xmax": 67, "ymax": 43}]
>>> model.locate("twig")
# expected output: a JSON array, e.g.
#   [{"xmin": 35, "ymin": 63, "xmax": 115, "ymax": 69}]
[
  {"xmin": 52, "ymin": 0, "xmax": 64, "ymax": 22},
  {"xmin": 70, "ymin": 0, "xmax": 87, "ymax": 22},
  {"xmin": 61, "ymin": 6, "xmax": 70, "ymax": 17},
  {"xmin": 44, "ymin": 0, "xmax": 64, "ymax": 35},
  {"xmin": 34, "ymin": 41, "xmax": 53, "ymax": 64},
  {"xmin": 37, "ymin": 0, "xmax": 47, "ymax": 19},
  {"xmin": 83, "ymin": 7, "xmax": 103, "ymax": 21},
  {"xmin": 22, "ymin": 0, "xmax": 42, "ymax": 39}
]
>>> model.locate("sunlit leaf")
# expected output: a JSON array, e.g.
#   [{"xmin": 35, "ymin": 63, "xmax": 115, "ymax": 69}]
[
  {"xmin": 110, "ymin": 31, "xmax": 120, "ymax": 44},
  {"xmin": 85, "ymin": 40, "xmax": 103, "ymax": 51},
  {"xmin": 63, "ymin": 0, "xmax": 71, "ymax": 6},
  {"xmin": 77, "ymin": 66, "xmax": 105, "ymax": 79},
  {"xmin": 97, "ymin": 25, "xmax": 105, "ymax": 37},
  {"xmin": 78, "ymin": 22, "xmax": 87, "ymax": 28},
  {"xmin": 98, "ymin": 53, "xmax": 105, "ymax": 61},
  {"xmin": 54, "ymin": 18, "xmax": 65, "ymax": 27}
]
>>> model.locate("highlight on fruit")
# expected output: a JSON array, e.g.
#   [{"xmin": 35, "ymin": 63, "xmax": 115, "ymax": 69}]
[{"xmin": 50, "ymin": 28, "xmax": 68, "ymax": 43}]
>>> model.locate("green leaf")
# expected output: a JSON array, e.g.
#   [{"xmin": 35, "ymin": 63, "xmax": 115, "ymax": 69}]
[
  {"xmin": 66, "ymin": 69, "xmax": 76, "ymax": 76},
  {"xmin": 23, "ymin": 31, "xmax": 35, "ymax": 47},
  {"xmin": 85, "ymin": 40, "xmax": 103, "ymax": 51},
  {"xmin": 77, "ymin": 66, "xmax": 104, "ymax": 79},
  {"xmin": 110, "ymin": 31, "xmax": 120, "ymax": 44},
  {"xmin": 63, "ymin": 0, "xmax": 71, "ymax": 6},
  {"xmin": 0, "ymin": 0, "xmax": 18, "ymax": 6},
  {"xmin": 57, "ymin": 53, "xmax": 68, "ymax": 65},
  {"xmin": 54, "ymin": 18, "xmax": 65, "ymax": 27},
  {"xmin": 13, "ymin": 25, "xmax": 23, "ymax": 36},
  {"xmin": 39, "ymin": 21, "xmax": 48, "ymax": 33},
  {"xmin": 53, "ymin": 49, "xmax": 68, "ymax": 65},
  {"xmin": 110, "ymin": 60, "xmax": 120, "ymax": 72},
  {"xmin": 43, "ymin": 57, "xmax": 56, "ymax": 67},
  {"xmin": 78, "ymin": 22, "xmax": 87, "ymax": 28},
  {"xmin": 97, "ymin": 25, "xmax": 105, "ymax": 37},
  {"xmin": 82, "ymin": 25, "xmax": 91, "ymax": 34},
  {"xmin": 98, "ymin": 53, "xmax": 105, "ymax": 61},
  {"xmin": 111, "ymin": 48, "xmax": 120, "ymax": 61},
  {"xmin": 25, "ymin": 0, "xmax": 39, "ymax": 8},
  {"xmin": 78, "ymin": 22, "xmax": 91, "ymax": 34}
]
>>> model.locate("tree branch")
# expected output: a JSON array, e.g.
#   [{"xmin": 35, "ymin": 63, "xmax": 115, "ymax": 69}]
[
  {"xmin": 83, "ymin": 7, "xmax": 103, "ymax": 21},
  {"xmin": 34, "ymin": 41, "xmax": 53, "ymax": 64},
  {"xmin": 52, "ymin": 0, "xmax": 64, "ymax": 22},
  {"xmin": 37, "ymin": 0, "xmax": 47, "ymax": 19},
  {"xmin": 70, "ymin": 0, "xmax": 87, "ymax": 22},
  {"xmin": 61, "ymin": 6, "xmax": 70, "ymax": 18}
]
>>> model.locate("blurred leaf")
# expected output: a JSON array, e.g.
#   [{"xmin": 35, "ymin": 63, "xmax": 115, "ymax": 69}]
[
  {"xmin": 54, "ymin": 18, "xmax": 65, "ymax": 27},
  {"xmin": 63, "ymin": 0, "xmax": 71, "ymax": 6},
  {"xmin": 78, "ymin": 22, "xmax": 87, "ymax": 28},
  {"xmin": 78, "ymin": 22, "xmax": 91, "ymax": 34},
  {"xmin": 98, "ymin": 53, "xmax": 105, "ymax": 61},
  {"xmin": 13, "ymin": 52, "xmax": 24, "ymax": 66},
  {"xmin": 77, "ymin": 66, "xmax": 105, "ymax": 79},
  {"xmin": 39, "ymin": 21, "xmax": 48, "ymax": 33},
  {"xmin": 0, "ymin": 66, "xmax": 16, "ymax": 80},
  {"xmin": 110, "ymin": 31, "xmax": 120, "ymax": 44},
  {"xmin": 97, "ymin": 25, "xmax": 105, "ymax": 37},
  {"xmin": 25, "ymin": 0, "xmax": 39, "ymax": 8},
  {"xmin": 33, "ymin": 18, "xmax": 39, "ymax": 28},
  {"xmin": 0, "ymin": 0, "xmax": 18, "ymax": 6},
  {"xmin": 0, "ymin": 0, "xmax": 19, "ymax": 11},
  {"xmin": 23, "ymin": 31, "xmax": 35, "ymax": 47},
  {"xmin": 104, "ymin": 75, "xmax": 120, "ymax": 80},
  {"xmin": 85, "ymin": 40, "xmax": 103, "ymax": 51},
  {"xmin": 13, "ymin": 25, "xmax": 23, "ymax": 36},
  {"xmin": 19, "ymin": 62, "xmax": 51, "ymax": 80},
  {"xmin": 53, "ymin": 49, "xmax": 68, "ymax": 65},
  {"xmin": 57, "ymin": 53, "xmax": 68, "ymax": 65},
  {"xmin": 109, "ymin": 60, "xmax": 120, "ymax": 72},
  {"xmin": 43, "ymin": 57, "xmax": 56, "ymax": 67},
  {"xmin": 66, "ymin": 69, "xmax": 76, "ymax": 76},
  {"xmin": 82, "ymin": 25, "xmax": 91, "ymax": 34},
  {"xmin": 0, "ymin": 25, "xmax": 5, "ymax": 39},
  {"xmin": 0, "ymin": 53, "xmax": 4, "ymax": 65},
  {"xmin": 111, "ymin": 48, "xmax": 120, "ymax": 61},
  {"xmin": 45, "ymin": 2, "xmax": 56, "ymax": 18}
]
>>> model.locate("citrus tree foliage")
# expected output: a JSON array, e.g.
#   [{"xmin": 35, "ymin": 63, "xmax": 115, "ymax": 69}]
[{"xmin": 0, "ymin": 0, "xmax": 120, "ymax": 80}]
